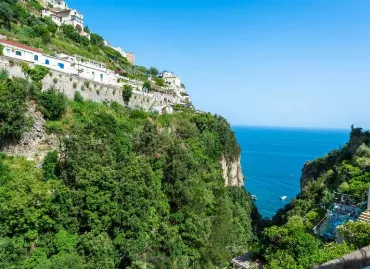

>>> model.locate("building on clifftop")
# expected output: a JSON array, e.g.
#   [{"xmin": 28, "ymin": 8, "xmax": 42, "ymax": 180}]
[{"xmin": 41, "ymin": 2, "xmax": 90, "ymax": 39}]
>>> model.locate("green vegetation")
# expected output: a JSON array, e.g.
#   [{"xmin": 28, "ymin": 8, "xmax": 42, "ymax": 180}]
[
  {"xmin": 0, "ymin": 0, "xmax": 157, "ymax": 82},
  {"xmin": 252, "ymin": 126, "xmax": 370, "ymax": 268},
  {"xmin": 0, "ymin": 76, "xmax": 253, "ymax": 268},
  {"xmin": 0, "ymin": 74, "xmax": 33, "ymax": 146},
  {"xmin": 37, "ymin": 89, "xmax": 67, "ymax": 120},
  {"xmin": 122, "ymin": 84, "xmax": 133, "ymax": 105},
  {"xmin": 154, "ymin": 77, "xmax": 165, "ymax": 87},
  {"xmin": 143, "ymin": 81, "xmax": 152, "ymax": 91},
  {"xmin": 0, "ymin": 43, "xmax": 3, "ymax": 56}
]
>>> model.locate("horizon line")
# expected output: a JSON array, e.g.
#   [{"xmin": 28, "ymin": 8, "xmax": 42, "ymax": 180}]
[{"xmin": 231, "ymin": 124, "xmax": 352, "ymax": 132}]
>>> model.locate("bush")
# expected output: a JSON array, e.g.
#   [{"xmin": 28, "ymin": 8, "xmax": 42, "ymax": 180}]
[
  {"xmin": 142, "ymin": 81, "xmax": 152, "ymax": 91},
  {"xmin": 74, "ymin": 91, "xmax": 84, "ymax": 103},
  {"xmin": 84, "ymin": 80, "xmax": 90, "ymax": 88},
  {"xmin": 53, "ymin": 78, "xmax": 58, "ymax": 84},
  {"xmin": 37, "ymin": 89, "xmax": 67, "ymax": 120},
  {"xmin": 0, "ymin": 78, "xmax": 33, "ymax": 146},
  {"xmin": 154, "ymin": 77, "xmax": 165, "ymax": 87},
  {"xmin": 21, "ymin": 64, "xmax": 49, "ymax": 83},
  {"xmin": 122, "ymin": 85, "xmax": 133, "ymax": 105},
  {"xmin": 148, "ymin": 67, "xmax": 159, "ymax": 76},
  {"xmin": 0, "ymin": 44, "xmax": 3, "ymax": 56},
  {"xmin": 73, "ymin": 82, "xmax": 77, "ymax": 89},
  {"xmin": 45, "ymin": 121, "xmax": 63, "ymax": 134},
  {"xmin": 0, "ymin": 69, "xmax": 8, "ymax": 81}
]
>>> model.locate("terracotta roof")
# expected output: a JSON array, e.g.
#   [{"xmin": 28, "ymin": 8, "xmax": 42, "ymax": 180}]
[{"xmin": 0, "ymin": 39, "xmax": 42, "ymax": 53}]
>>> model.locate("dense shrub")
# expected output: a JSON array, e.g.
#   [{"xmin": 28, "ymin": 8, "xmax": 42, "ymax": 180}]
[
  {"xmin": 37, "ymin": 89, "xmax": 67, "ymax": 120},
  {"xmin": 0, "ymin": 78, "xmax": 32, "ymax": 146},
  {"xmin": 74, "ymin": 91, "xmax": 84, "ymax": 103},
  {"xmin": 122, "ymin": 84, "xmax": 133, "ymax": 105},
  {"xmin": 142, "ymin": 81, "xmax": 152, "ymax": 91}
]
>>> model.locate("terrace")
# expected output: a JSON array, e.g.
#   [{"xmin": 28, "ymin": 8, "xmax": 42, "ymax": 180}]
[{"xmin": 313, "ymin": 192, "xmax": 366, "ymax": 240}]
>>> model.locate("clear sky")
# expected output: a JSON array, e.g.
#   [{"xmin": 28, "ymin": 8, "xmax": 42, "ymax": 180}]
[{"xmin": 67, "ymin": 0, "xmax": 370, "ymax": 129}]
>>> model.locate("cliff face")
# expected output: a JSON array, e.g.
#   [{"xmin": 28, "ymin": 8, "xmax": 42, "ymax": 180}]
[
  {"xmin": 300, "ymin": 161, "xmax": 322, "ymax": 190},
  {"xmin": 1, "ymin": 103, "xmax": 57, "ymax": 162},
  {"xmin": 221, "ymin": 154, "xmax": 244, "ymax": 187}
]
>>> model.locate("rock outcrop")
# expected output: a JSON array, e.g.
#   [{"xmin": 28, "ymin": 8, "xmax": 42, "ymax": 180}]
[
  {"xmin": 1, "ymin": 102, "xmax": 57, "ymax": 162},
  {"xmin": 221, "ymin": 155, "xmax": 244, "ymax": 187}
]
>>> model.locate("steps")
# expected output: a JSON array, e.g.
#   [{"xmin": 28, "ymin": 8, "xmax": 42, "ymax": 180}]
[{"xmin": 359, "ymin": 210, "xmax": 370, "ymax": 224}]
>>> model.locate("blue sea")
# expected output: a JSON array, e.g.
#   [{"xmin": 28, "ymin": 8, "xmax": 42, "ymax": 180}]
[{"xmin": 233, "ymin": 126, "xmax": 349, "ymax": 218}]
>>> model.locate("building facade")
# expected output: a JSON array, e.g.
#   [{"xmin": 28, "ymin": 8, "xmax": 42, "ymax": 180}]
[
  {"xmin": 41, "ymin": 4, "xmax": 90, "ymax": 39},
  {"xmin": 160, "ymin": 71, "xmax": 182, "ymax": 88},
  {"xmin": 0, "ymin": 40, "xmax": 112, "ymax": 84}
]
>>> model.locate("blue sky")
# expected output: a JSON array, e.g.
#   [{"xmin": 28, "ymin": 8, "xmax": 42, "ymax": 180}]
[{"xmin": 67, "ymin": 0, "xmax": 370, "ymax": 129}]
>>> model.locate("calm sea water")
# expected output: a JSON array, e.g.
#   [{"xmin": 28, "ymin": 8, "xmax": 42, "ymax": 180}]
[{"xmin": 233, "ymin": 126, "xmax": 349, "ymax": 218}]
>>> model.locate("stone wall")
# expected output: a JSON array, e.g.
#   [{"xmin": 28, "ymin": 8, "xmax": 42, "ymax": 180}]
[
  {"xmin": 316, "ymin": 245, "xmax": 370, "ymax": 269},
  {"xmin": 0, "ymin": 57, "xmax": 181, "ymax": 111}
]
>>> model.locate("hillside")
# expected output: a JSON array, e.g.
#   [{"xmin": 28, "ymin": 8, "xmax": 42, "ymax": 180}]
[
  {"xmin": 0, "ymin": 72, "xmax": 253, "ymax": 268},
  {"xmin": 252, "ymin": 127, "xmax": 370, "ymax": 268}
]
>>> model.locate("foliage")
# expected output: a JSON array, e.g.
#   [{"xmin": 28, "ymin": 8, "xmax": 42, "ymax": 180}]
[
  {"xmin": 74, "ymin": 91, "xmax": 84, "ymax": 103},
  {"xmin": 259, "ymin": 217, "xmax": 354, "ymax": 269},
  {"xmin": 143, "ymin": 81, "xmax": 152, "ymax": 91},
  {"xmin": 149, "ymin": 67, "xmax": 159, "ymax": 76},
  {"xmin": 337, "ymin": 221, "xmax": 370, "ymax": 249},
  {"xmin": 154, "ymin": 77, "xmax": 165, "ymax": 86},
  {"xmin": 0, "ymin": 43, "xmax": 3, "ymax": 56},
  {"xmin": 22, "ymin": 64, "xmax": 50, "ymax": 83},
  {"xmin": 37, "ymin": 89, "xmax": 67, "ymax": 120},
  {"xmin": 0, "ymin": 77, "xmax": 33, "ymax": 146},
  {"xmin": 122, "ymin": 84, "xmax": 133, "ymax": 105},
  {"xmin": 0, "ymin": 95, "xmax": 251, "ymax": 268}
]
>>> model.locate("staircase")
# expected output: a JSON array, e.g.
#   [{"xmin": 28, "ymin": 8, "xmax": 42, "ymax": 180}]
[{"xmin": 359, "ymin": 210, "xmax": 370, "ymax": 224}]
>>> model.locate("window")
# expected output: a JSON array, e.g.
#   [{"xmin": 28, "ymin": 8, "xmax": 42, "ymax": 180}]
[
  {"xmin": 45, "ymin": 59, "xmax": 50, "ymax": 65},
  {"xmin": 34, "ymin": 55, "xmax": 39, "ymax": 61},
  {"xmin": 6, "ymin": 49, "xmax": 10, "ymax": 53},
  {"xmin": 100, "ymin": 74, "xmax": 103, "ymax": 81},
  {"xmin": 58, "ymin": 63, "xmax": 64, "ymax": 69},
  {"xmin": 15, "ymin": 51, "xmax": 22, "ymax": 56},
  {"xmin": 92, "ymin": 71, "xmax": 95, "ymax": 77}
]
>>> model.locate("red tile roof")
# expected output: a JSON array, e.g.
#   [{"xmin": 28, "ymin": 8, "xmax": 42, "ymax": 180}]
[{"xmin": 0, "ymin": 39, "xmax": 42, "ymax": 53}]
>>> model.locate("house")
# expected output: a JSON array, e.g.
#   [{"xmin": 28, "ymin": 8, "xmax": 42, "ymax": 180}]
[
  {"xmin": 160, "ymin": 71, "xmax": 182, "ymax": 89},
  {"xmin": 0, "ymin": 39, "xmax": 43, "ymax": 63},
  {"xmin": 41, "ymin": 7, "xmax": 90, "ymax": 39},
  {"xmin": 41, "ymin": 0, "xmax": 68, "ymax": 9},
  {"xmin": 0, "ymin": 39, "xmax": 111, "ymax": 84}
]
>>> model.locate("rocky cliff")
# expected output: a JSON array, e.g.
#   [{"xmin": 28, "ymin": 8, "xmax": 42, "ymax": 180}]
[
  {"xmin": 221, "ymin": 154, "xmax": 244, "ymax": 187},
  {"xmin": 1, "ymin": 102, "xmax": 57, "ymax": 162}
]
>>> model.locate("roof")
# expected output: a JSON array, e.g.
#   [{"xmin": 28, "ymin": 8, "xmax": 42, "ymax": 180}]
[{"xmin": 0, "ymin": 39, "xmax": 42, "ymax": 53}]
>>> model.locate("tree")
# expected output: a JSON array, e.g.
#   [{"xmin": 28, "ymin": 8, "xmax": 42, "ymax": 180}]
[
  {"xmin": 0, "ymin": 78, "xmax": 32, "ymax": 146},
  {"xmin": 83, "ymin": 25, "xmax": 90, "ymax": 34},
  {"xmin": 37, "ymin": 89, "xmax": 67, "ymax": 120},
  {"xmin": 142, "ymin": 81, "xmax": 152, "ymax": 92},
  {"xmin": 122, "ymin": 84, "xmax": 133, "ymax": 105},
  {"xmin": 0, "ymin": 2, "xmax": 12, "ymax": 30},
  {"xmin": 337, "ymin": 222, "xmax": 370, "ymax": 249},
  {"xmin": 148, "ymin": 67, "xmax": 159, "ymax": 76}
]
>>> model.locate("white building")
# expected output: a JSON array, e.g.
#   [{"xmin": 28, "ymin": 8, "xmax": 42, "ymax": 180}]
[
  {"xmin": 41, "ymin": 7, "xmax": 90, "ymax": 39},
  {"xmin": 41, "ymin": 0, "xmax": 68, "ymax": 9},
  {"xmin": 0, "ymin": 39, "xmax": 43, "ymax": 63},
  {"xmin": 160, "ymin": 71, "xmax": 182, "ymax": 89},
  {"xmin": 0, "ymin": 39, "xmax": 113, "ymax": 85}
]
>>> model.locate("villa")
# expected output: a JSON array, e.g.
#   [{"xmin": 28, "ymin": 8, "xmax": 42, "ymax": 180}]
[
  {"xmin": 160, "ymin": 71, "xmax": 183, "ymax": 89},
  {"xmin": 41, "ymin": 1, "xmax": 90, "ymax": 39}
]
